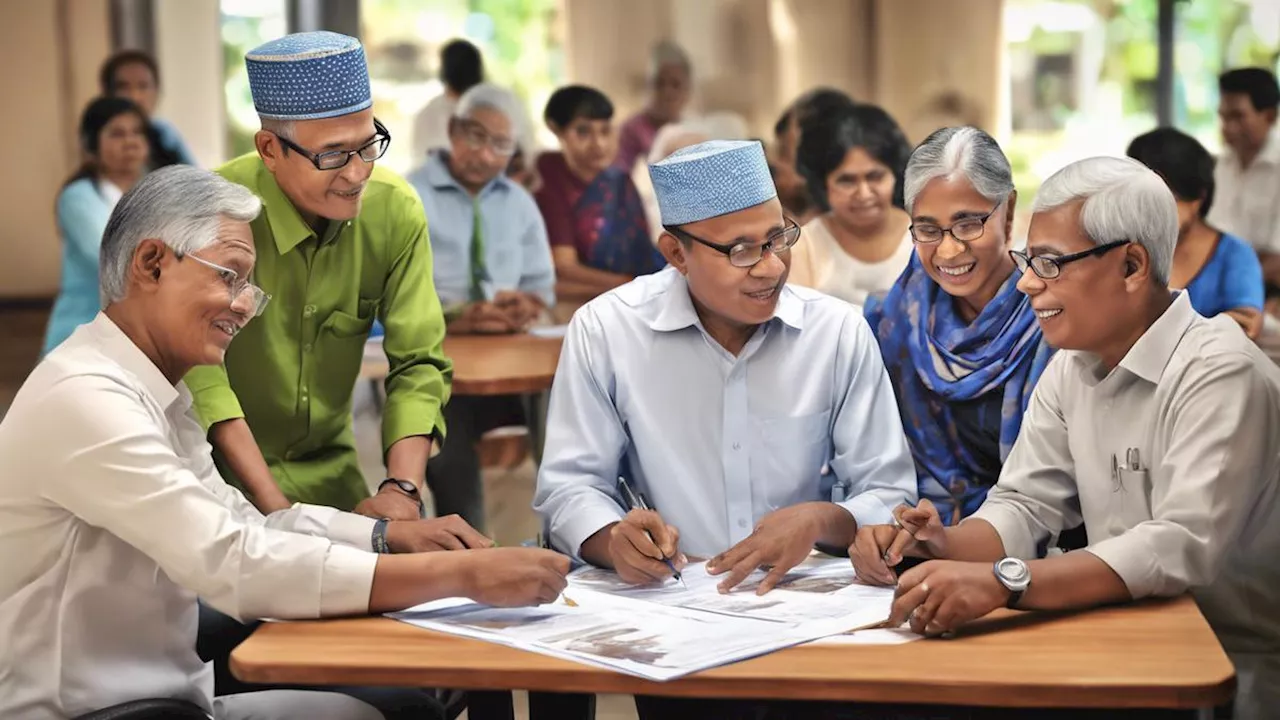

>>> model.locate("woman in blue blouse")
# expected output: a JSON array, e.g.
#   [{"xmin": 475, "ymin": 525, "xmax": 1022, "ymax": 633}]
[
  {"xmin": 1127, "ymin": 128, "xmax": 1265, "ymax": 337},
  {"xmin": 42, "ymin": 97, "xmax": 149, "ymax": 355},
  {"xmin": 865, "ymin": 127, "xmax": 1059, "ymax": 534}
]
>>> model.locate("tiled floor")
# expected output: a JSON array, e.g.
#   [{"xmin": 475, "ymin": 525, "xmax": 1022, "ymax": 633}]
[{"xmin": 1, "ymin": 306, "xmax": 637, "ymax": 720}]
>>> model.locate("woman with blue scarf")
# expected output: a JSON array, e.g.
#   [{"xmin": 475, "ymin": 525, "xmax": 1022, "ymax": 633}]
[{"xmin": 866, "ymin": 127, "xmax": 1059, "ymax": 532}]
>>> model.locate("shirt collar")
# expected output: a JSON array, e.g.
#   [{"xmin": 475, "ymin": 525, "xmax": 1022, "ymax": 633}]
[
  {"xmin": 1113, "ymin": 291, "xmax": 1196, "ymax": 385},
  {"xmin": 425, "ymin": 150, "xmax": 512, "ymax": 197},
  {"xmin": 648, "ymin": 272, "xmax": 805, "ymax": 333},
  {"xmin": 89, "ymin": 313, "xmax": 181, "ymax": 410},
  {"xmin": 256, "ymin": 160, "xmax": 326, "ymax": 255}
]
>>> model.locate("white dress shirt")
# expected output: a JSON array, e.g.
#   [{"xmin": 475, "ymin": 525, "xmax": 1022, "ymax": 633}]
[
  {"xmin": 533, "ymin": 267, "xmax": 917, "ymax": 559},
  {"xmin": 0, "ymin": 314, "xmax": 378, "ymax": 720},
  {"xmin": 970, "ymin": 293, "xmax": 1280, "ymax": 718},
  {"xmin": 1207, "ymin": 128, "xmax": 1280, "ymax": 254}
]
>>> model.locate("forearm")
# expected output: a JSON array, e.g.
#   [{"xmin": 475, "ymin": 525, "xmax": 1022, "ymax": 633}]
[
  {"xmin": 579, "ymin": 523, "xmax": 620, "ymax": 569},
  {"xmin": 942, "ymin": 519, "xmax": 1009, "ymax": 561},
  {"xmin": 1223, "ymin": 307, "xmax": 1263, "ymax": 339},
  {"xmin": 1019, "ymin": 551, "xmax": 1132, "ymax": 612},
  {"xmin": 812, "ymin": 502, "xmax": 861, "ymax": 547},
  {"xmin": 386, "ymin": 435, "xmax": 432, "ymax": 489},
  {"xmin": 553, "ymin": 259, "xmax": 630, "ymax": 293},
  {"xmin": 368, "ymin": 551, "xmax": 469, "ymax": 613},
  {"xmin": 1260, "ymin": 252, "xmax": 1280, "ymax": 287},
  {"xmin": 208, "ymin": 419, "xmax": 291, "ymax": 513}
]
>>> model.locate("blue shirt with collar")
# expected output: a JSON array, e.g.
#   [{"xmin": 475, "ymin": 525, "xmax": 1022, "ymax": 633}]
[
  {"xmin": 407, "ymin": 150, "xmax": 556, "ymax": 306},
  {"xmin": 533, "ymin": 267, "xmax": 918, "ymax": 559}
]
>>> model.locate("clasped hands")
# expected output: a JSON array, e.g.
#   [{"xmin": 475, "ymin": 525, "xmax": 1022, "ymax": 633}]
[
  {"xmin": 450, "ymin": 290, "xmax": 545, "ymax": 335},
  {"xmin": 849, "ymin": 499, "xmax": 1012, "ymax": 637}
]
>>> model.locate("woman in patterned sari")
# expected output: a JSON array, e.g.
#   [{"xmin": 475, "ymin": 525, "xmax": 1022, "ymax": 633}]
[
  {"xmin": 535, "ymin": 85, "xmax": 666, "ymax": 302},
  {"xmin": 865, "ymin": 127, "xmax": 1080, "ymax": 549}
]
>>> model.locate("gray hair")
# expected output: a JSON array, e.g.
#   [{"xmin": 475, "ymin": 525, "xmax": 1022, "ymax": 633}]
[
  {"xmin": 259, "ymin": 115, "xmax": 295, "ymax": 141},
  {"xmin": 454, "ymin": 82, "xmax": 524, "ymax": 138},
  {"xmin": 1032, "ymin": 156, "xmax": 1177, "ymax": 286},
  {"xmin": 99, "ymin": 165, "xmax": 262, "ymax": 304},
  {"xmin": 648, "ymin": 40, "xmax": 691, "ymax": 80},
  {"xmin": 903, "ymin": 126, "xmax": 1014, "ymax": 212}
]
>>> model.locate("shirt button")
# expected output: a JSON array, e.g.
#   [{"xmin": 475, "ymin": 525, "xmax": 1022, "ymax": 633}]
[
  {"xmin": 732, "ymin": 442, "xmax": 741, "ymax": 450},
  {"xmin": 303, "ymin": 304, "xmax": 316, "ymax": 317},
  {"xmin": 303, "ymin": 342, "xmax": 312, "ymax": 352},
  {"xmin": 737, "ymin": 518, "xmax": 749, "ymax": 529}
]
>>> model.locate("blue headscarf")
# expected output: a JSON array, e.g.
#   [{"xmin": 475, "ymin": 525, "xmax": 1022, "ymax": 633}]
[{"xmin": 865, "ymin": 254, "xmax": 1054, "ymax": 523}]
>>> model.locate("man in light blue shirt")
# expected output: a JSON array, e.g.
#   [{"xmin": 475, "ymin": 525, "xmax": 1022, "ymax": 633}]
[
  {"xmin": 533, "ymin": 140, "xmax": 916, "ymax": 595},
  {"xmin": 408, "ymin": 83, "xmax": 556, "ymax": 529}
]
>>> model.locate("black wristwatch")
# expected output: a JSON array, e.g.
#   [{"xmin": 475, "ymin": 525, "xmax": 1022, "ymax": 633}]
[{"xmin": 378, "ymin": 477, "xmax": 425, "ymax": 518}]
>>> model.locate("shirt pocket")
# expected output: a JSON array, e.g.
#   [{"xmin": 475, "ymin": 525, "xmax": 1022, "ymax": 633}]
[
  {"xmin": 312, "ymin": 307, "xmax": 376, "ymax": 416},
  {"xmin": 750, "ymin": 409, "xmax": 832, "ymax": 512}
]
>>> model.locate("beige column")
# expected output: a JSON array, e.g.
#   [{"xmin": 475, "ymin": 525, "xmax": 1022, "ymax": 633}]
[{"xmin": 153, "ymin": 0, "xmax": 226, "ymax": 167}]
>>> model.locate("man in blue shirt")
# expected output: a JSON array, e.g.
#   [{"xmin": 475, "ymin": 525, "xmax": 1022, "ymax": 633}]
[
  {"xmin": 408, "ymin": 83, "xmax": 555, "ymax": 530},
  {"xmin": 533, "ymin": 140, "xmax": 916, "ymax": 594}
]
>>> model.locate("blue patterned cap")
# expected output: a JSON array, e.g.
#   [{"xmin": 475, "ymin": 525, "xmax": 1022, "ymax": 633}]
[
  {"xmin": 246, "ymin": 31, "xmax": 372, "ymax": 120},
  {"xmin": 648, "ymin": 140, "xmax": 777, "ymax": 226}
]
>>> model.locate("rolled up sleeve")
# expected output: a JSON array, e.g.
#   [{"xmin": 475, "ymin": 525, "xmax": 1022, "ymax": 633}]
[
  {"xmin": 831, "ymin": 312, "xmax": 916, "ymax": 528},
  {"xmin": 380, "ymin": 199, "xmax": 453, "ymax": 453},
  {"xmin": 968, "ymin": 356, "xmax": 1080, "ymax": 560},
  {"xmin": 39, "ymin": 376, "xmax": 375, "ymax": 622},
  {"xmin": 1084, "ymin": 355, "xmax": 1277, "ymax": 598},
  {"xmin": 532, "ymin": 307, "xmax": 629, "ymax": 557}
]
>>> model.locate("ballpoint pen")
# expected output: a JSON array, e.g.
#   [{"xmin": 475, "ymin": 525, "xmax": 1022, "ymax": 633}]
[{"xmin": 617, "ymin": 476, "xmax": 686, "ymax": 588}]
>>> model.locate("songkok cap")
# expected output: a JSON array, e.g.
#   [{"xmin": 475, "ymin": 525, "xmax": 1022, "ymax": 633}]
[
  {"xmin": 648, "ymin": 140, "xmax": 777, "ymax": 226},
  {"xmin": 246, "ymin": 31, "xmax": 372, "ymax": 121}
]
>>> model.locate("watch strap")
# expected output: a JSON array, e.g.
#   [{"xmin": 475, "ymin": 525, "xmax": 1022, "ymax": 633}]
[
  {"xmin": 379, "ymin": 478, "xmax": 426, "ymax": 518},
  {"xmin": 371, "ymin": 518, "xmax": 391, "ymax": 554},
  {"xmin": 1006, "ymin": 589, "xmax": 1024, "ymax": 609}
]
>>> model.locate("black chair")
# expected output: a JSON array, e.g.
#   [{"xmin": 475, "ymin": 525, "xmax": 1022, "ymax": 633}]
[{"xmin": 73, "ymin": 698, "xmax": 210, "ymax": 720}]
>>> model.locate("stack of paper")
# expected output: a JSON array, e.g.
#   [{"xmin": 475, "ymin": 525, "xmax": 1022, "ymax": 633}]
[{"xmin": 390, "ymin": 555, "xmax": 901, "ymax": 681}]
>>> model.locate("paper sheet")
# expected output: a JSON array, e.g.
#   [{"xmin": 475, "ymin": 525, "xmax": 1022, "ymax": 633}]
[{"xmin": 390, "ymin": 554, "xmax": 896, "ymax": 681}]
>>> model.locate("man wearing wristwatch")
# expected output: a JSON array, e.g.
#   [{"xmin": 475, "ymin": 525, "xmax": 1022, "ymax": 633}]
[
  {"xmin": 849, "ymin": 157, "xmax": 1280, "ymax": 719},
  {"xmin": 184, "ymin": 32, "xmax": 453, "ymax": 522}
]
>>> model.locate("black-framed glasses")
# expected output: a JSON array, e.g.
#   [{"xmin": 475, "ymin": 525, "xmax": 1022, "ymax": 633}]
[
  {"xmin": 909, "ymin": 202, "xmax": 1002, "ymax": 244},
  {"xmin": 664, "ymin": 219, "xmax": 802, "ymax": 268},
  {"xmin": 274, "ymin": 118, "xmax": 392, "ymax": 171},
  {"xmin": 183, "ymin": 253, "xmax": 272, "ymax": 317},
  {"xmin": 1009, "ymin": 240, "xmax": 1131, "ymax": 280},
  {"xmin": 454, "ymin": 118, "xmax": 518, "ymax": 157}
]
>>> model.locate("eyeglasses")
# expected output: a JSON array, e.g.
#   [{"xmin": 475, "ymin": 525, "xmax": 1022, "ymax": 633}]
[
  {"xmin": 183, "ymin": 253, "xmax": 272, "ymax": 317},
  {"xmin": 1009, "ymin": 240, "xmax": 1132, "ymax": 280},
  {"xmin": 909, "ymin": 202, "xmax": 1002, "ymax": 245},
  {"xmin": 455, "ymin": 119, "xmax": 518, "ymax": 157},
  {"xmin": 664, "ymin": 220, "xmax": 802, "ymax": 268},
  {"xmin": 274, "ymin": 118, "xmax": 392, "ymax": 171}
]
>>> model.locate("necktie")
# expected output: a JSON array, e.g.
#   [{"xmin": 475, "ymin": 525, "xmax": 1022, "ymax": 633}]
[{"xmin": 469, "ymin": 197, "xmax": 486, "ymax": 302}]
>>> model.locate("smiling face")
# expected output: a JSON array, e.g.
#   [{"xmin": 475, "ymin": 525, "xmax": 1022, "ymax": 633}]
[
  {"xmin": 160, "ymin": 219, "xmax": 260, "ymax": 368},
  {"xmin": 659, "ymin": 198, "xmax": 791, "ymax": 330},
  {"xmin": 910, "ymin": 175, "xmax": 1016, "ymax": 318},
  {"xmin": 1018, "ymin": 202, "xmax": 1146, "ymax": 352},
  {"xmin": 826, "ymin": 147, "xmax": 896, "ymax": 232},
  {"xmin": 257, "ymin": 108, "xmax": 378, "ymax": 223}
]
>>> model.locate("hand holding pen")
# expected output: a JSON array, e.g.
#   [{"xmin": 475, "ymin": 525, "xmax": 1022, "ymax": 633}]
[{"xmin": 607, "ymin": 477, "xmax": 688, "ymax": 587}]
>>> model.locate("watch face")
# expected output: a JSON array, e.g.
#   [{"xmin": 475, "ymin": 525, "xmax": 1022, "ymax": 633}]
[{"xmin": 996, "ymin": 558, "xmax": 1030, "ymax": 590}]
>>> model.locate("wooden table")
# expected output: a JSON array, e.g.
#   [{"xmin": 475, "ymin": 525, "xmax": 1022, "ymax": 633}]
[
  {"xmin": 361, "ymin": 333, "xmax": 564, "ymax": 396},
  {"xmin": 231, "ymin": 596, "xmax": 1234, "ymax": 710}
]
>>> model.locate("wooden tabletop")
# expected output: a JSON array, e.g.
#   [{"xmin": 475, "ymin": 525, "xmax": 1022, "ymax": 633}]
[
  {"xmin": 231, "ymin": 596, "xmax": 1234, "ymax": 709},
  {"xmin": 361, "ymin": 333, "xmax": 563, "ymax": 396}
]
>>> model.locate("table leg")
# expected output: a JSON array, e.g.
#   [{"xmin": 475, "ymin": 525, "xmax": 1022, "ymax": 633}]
[{"xmin": 522, "ymin": 391, "xmax": 549, "ymax": 466}]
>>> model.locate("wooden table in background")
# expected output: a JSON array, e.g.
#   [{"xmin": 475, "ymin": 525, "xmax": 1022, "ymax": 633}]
[
  {"xmin": 361, "ymin": 333, "xmax": 564, "ymax": 396},
  {"xmin": 232, "ymin": 596, "xmax": 1233, "ymax": 711}
]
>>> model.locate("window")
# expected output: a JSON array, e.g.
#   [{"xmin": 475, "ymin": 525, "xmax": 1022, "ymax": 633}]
[
  {"xmin": 360, "ymin": 0, "xmax": 565, "ymax": 176},
  {"xmin": 220, "ymin": 0, "xmax": 289, "ymax": 161}
]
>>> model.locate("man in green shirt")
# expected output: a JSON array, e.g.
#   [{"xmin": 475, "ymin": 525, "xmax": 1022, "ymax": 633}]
[{"xmin": 185, "ymin": 31, "xmax": 450, "ymax": 522}]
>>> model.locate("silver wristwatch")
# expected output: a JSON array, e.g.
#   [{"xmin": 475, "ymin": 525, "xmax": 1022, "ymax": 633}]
[{"xmin": 993, "ymin": 557, "xmax": 1031, "ymax": 608}]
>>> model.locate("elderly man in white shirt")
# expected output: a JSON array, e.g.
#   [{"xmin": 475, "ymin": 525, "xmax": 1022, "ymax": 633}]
[
  {"xmin": 1207, "ymin": 68, "xmax": 1280, "ymax": 287},
  {"xmin": 0, "ymin": 165, "xmax": 570, "ymax": 720},
  {"xmin": 851, "ymin": 156, "xmax": 1280, "ymax": 719}
]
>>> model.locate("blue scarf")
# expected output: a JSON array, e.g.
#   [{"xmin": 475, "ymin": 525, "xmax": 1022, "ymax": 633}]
[{"xmin": 865, "ymin": 255, "xmax": 1054, "ymax": 523}]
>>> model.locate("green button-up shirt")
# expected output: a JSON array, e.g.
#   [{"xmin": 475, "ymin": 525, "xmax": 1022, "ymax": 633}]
[{"xmin": 185, "ymin": 153, "xmax": 452, "ymax": 510}]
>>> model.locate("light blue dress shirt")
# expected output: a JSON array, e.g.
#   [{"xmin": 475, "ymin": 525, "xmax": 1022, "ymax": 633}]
[
  {"xmin": 533, "ymin": 267, "xmax": 918, "ymax": 559},
  {"xmin": 407, "ymin": 151, "xmax": 555, "ymax": 306},
  {"xmin": 43, "ymin": 178, "xmax": 116, "ymax": 356}
]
